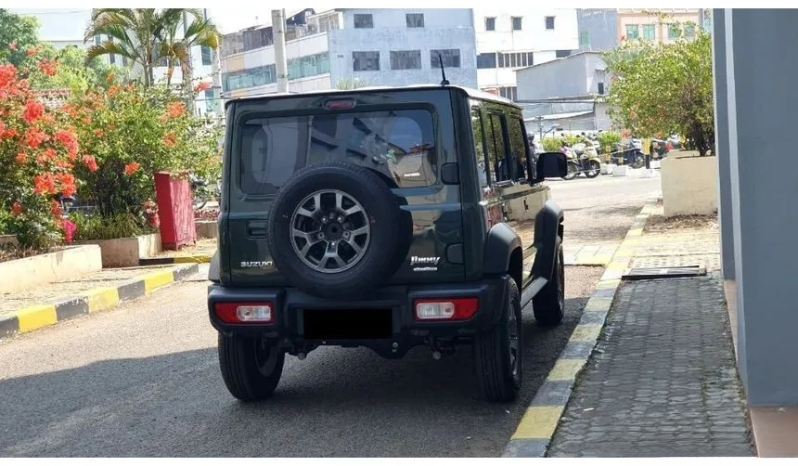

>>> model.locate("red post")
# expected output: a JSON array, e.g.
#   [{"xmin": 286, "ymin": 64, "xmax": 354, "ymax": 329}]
[{"xmin": 154, "ymin": 172, "xmax": 197, "ymax": 250}]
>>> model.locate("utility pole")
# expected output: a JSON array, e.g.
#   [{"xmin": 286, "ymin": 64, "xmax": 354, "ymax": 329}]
[
  {"xmin": 272, "ymin": 9, "xmax": 289, "ymax": 93},
  {"xmin": 537, "ymin": 116, "xmax": 544, "ymax": 141}
]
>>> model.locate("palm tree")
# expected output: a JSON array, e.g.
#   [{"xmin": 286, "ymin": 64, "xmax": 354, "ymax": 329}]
[{"xmin": 158, "ymin": 9, "xmax": 219, "ymax": 108}]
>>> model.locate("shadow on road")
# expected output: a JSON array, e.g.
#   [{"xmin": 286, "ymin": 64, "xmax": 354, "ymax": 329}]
[{"xmin": 0, "ymin": 278, "xmax": 601, "ymax": 457}]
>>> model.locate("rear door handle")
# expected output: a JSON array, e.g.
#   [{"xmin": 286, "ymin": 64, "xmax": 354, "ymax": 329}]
[{"xmin": 247, "ymin": 221, "xmax": 268, "ymax": 238}]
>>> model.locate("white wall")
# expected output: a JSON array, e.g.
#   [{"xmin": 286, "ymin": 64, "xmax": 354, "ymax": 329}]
[
  {"xmin": 327, "ymin": 9, "xmax": 477, "ymax": 88},
  {"xmin": 473, "ymin": 8, "xmax": 578, "ymax": 89},
  {"xmin": 516, "ymin": 52, "xmax": 607, "ymax": 101}
]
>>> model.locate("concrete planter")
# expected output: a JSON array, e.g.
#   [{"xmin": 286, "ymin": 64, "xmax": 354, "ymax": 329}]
[
  {"xmin": 613, "ymin": 165, "xmax": 630, "ymax": 177},
  {"xmin": 0, "ymin": 244, "xmax": 102, "ymax": 294},
  {"xmin": 0, "ymin": 235, "xmax": 18, "ymax": 247},
  {"xmin": 195, "ymin": 221, "xmax": 218, "ymax": 239},
  {"xmin": 661, "ymin": 153, "xmax": 718, "ymax": 217},
  {"xmin": 79, "ymin": 233, "xmax": 162, "ymax": 268}
]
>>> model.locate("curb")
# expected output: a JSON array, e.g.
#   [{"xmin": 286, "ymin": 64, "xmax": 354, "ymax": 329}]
[
  {"xmin": 139, "ymin": 254, "xmax": 212, "ymax": 266},
  {"xmin": 0, "ymin": 263, "xmax": 200, "ymax": 339},
  {"xmin": 502, "ymin": 195, "xmax": 660, "ymax": 458}
]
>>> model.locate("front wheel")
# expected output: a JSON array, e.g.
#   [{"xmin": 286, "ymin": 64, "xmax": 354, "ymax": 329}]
[
  {"xmin": 562, "ymin": 162, "xmax": 579, "ymax": 180},
  {"xmin": 584, "ymin": 160, "xmax": 601, "ymax": 178},
  {"xmin": 474, "ymin": 277, "xmax": 523, "ymax": 402},
  {"xmin": 630, "ymin": 154, "xmax": 645, "ymax": 169},
  {"xmin": 218, "ymin": 334, "xmax": 285, "ymax": 402},
  {"xmin": 533, "ymin": 243, "xmax": 565, "ymax": 326}
]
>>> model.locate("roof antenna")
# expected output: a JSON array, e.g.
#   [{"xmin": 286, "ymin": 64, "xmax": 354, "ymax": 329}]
[{"xmin": 438, "ymin": 53, "xmax": 449, "ymax": 86}]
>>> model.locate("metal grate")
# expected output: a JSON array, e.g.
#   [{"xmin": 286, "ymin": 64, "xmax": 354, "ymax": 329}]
[{"xmin": 622, "ymin": 265, "xmax": 707, "ymax": 280}]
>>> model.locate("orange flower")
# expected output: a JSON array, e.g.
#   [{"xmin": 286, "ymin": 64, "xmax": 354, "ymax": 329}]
[
  {"xmin": 14, "ymin": 152, "xmax": 26, "ymax": 164},
  {"xmin": 50, "ymin": 200, "xmax": 62, "ymax": 217},
  {"xmin": 124, "ymin": 162, "xmax": 140, "ymax": 175},
  {"xmin": 166, "ymin": 101, "xmax": 185, "ymax": 118},
  {"xmin": 93, "ymin": 129, "xmax": 104, "ymax": 138},
  {"xmin": 11, "ymin": 202, "xmax": 22, "ymax": 216},
  {"xmin": 3, "ymin": 128, "xmax": 17, "ymax": 139},
  {"xmin": 105, "ymin": 72, "xmax": 115, "ymax": 83},
  {"xmin": 22, "ymin": 99, "xmax": 44, "ymax": 123},
  {"xmin": 54, "ymin": 129, "xmax": 79, "ymax": 159},
  {"xmin": 23, "ymin": 127, "xmax": 47, "ymax": 149},
  {"xmin": 194, "ymin": 81, "xmax": 212, "ymax": 92},
  {"xmin": 33, "ymin": 173, "xmax": 56, "ymax": 194},
  {"xmin": 26, "ymin": 47, "xmax": 36, "ymax": 57},
  {"xmin": 107, "ymin": 85, "xmax": 120, "ymax": 98},
  {"xmin": 163, "ymin": 131, "xmax": 177, "ymax": 147},
  {"xmin": 37, "ymin": 59, "xmax": 58, "ymax": 77},
  {"xmin": 81, "ymin": 154, "xmax": 98, "ymax": 172}
]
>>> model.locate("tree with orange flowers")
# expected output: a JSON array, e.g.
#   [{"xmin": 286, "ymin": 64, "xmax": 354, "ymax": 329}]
[{"xmin": 0, "ymin": 60, "xmax": 83, "ymax": 250}]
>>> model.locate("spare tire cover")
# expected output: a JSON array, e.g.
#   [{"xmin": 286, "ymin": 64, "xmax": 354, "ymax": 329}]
[{"xmin": 266, "ymin": 161, "xmax": 411, "ymax": 299}]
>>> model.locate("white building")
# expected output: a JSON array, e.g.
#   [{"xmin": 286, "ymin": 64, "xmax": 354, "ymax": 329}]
[
  {"xmin": 473, "ymin": 8, "xmax": 579, "ymax": 101},
  {"xmin": 515, "ymin": 51, "xmax": 613, "ymax": 131},
  {"xmin": 10, "ymin": 8, "xmax": 219, "ymax": 118},
  {"xmin": 221, "ymin": 8, "xmax": 478, "ymax": 99}
]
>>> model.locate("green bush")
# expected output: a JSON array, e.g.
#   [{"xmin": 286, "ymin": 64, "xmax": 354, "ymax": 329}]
[
  {"xmin": 596, "ymin": 131, "xmax": 621, "ymax": 153},
  {"xmin": 70, "ymin": 211, "xmax": 153, "ymax": 241}
]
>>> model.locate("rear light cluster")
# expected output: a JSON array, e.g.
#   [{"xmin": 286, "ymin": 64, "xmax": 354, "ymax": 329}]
[
  {"xmin": 214, "ymin": 302, "xmax": 274, "ymax": 324},
  {"xmin": 413, "ymin": 298, "xmax": 478, "ymax": 321}
]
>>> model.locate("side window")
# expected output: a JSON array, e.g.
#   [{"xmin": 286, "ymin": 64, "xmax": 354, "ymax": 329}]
[
  {"xmin": 507, "ymin": 116, "xmax": 532, "ymax": 181},
  {"xmin": 471, "ymin": 108, "xmax": 490, "ymax": 188},
  {"xmin": 487, "ymin": 113, "xmax": 508, "ymax": 182}
]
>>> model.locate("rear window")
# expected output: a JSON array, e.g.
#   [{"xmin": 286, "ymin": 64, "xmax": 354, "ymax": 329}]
[{"xmin": 238, "ymin": 109, "xmax": 437, "ymax": 195}]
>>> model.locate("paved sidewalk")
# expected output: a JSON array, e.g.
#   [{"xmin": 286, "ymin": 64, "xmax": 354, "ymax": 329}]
[{"xmin": 547, "ymin": 204, "xmax": 754, "ymax": 457}]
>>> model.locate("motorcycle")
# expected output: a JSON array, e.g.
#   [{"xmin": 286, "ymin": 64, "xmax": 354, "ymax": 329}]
[
  {"xmin": 190, "ymin": 174, "xmax": 214, "ymax": 210},
  {"xmin": 560, "ymin": 143, "xmax": 580, "ymax": 180},
  {"xmin": 565, "ymin": 142, "xmax": 602, "ymax": 179},
  {"xmin": 611, "ymin": 142, "xmax": 646, "ymax": 169}
]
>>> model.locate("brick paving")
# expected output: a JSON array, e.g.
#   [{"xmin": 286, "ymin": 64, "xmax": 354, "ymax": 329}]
[{"xmin": 547, "ymin": 205, "xmax": 754, "ymax": 457}]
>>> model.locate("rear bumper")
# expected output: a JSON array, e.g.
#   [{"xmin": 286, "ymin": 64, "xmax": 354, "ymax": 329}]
[{"xmin": 207, "ymin": 278, "xmax": 508, "ymax": 357}]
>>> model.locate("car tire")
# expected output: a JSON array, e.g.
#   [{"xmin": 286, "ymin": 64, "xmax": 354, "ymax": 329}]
[
  {"xmin": 533, "ymin": 243, "xmax": 565, "ymax": 326},
  {"xmin": 474, "ymin": 277, "xmax": 523, "ymax": 402},
  {"xmin": 218, "ymin": 333, "xmax": 285, "ymax": 402},
  {"xmin": 267, "ymin": 161, "xmax": 412, "ymax": 299}
]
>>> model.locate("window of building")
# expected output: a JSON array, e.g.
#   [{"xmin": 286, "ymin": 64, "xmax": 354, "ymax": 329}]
[
  {"xmin": 684, "ymin": 24, "xmax": 696, "ymax": 38},
  {"xmin": 288, "ymin": 52, "xmax": 332, "ymax": 80},
  {"xmin": 579, "ymin": 31, "xmax": 590, "ymax": 47},
  {"xmin": 406, "ymin": 13, "xmax": 424, "ymax": 28},
  {"xmin": 201, "ymin": 46, "xmax": 212, "ymax": 65},
  {"xmin": 498, "ymin": 86, "xmax": 517, "ymax": 101},
  {"xmin": 107, "ymin": 35, "xmax": 115, "ymax": 65},
  {"xmin": 668, "ymin": 24, "xmax": 681, "ymax": 39},
  {"xmin": 221, "ymin": 53, "xmax": 331, "ymax": 92},
  {"xmin": 625, "ymin": 24, "xmax": 640, "ymax": 40},
  {"xmin": 353, "ymin": 51, "xmax": 380, "ymax": 71},
  {"xmin": 94, "ymin": 35, "xmax": 101, "ymax": 45},
  {"xmin": 354, "ymin": 14, "xmax": 373, "ymax": 29},
  {"xmin": 430, "ymin": 49, "xmax": 460, "ymax": 68},
  {"xmin": 239, "ymin": 109, "xmax": 438, "ymax": 195},
  {"xmin": 512, "ymin": 16, "xmax": 523, "ymax": 31},
  {"xmin": 485, "ymin": 17, "xmax": 496, "ymax": 31},
  {"xmin": 122, "ymin": 56, "xmax": 128, "ymax": 67},
  {"xmin": 597, "ymin": 82, "xmax": 605, "ymax": 95},
  {"xmin": 204, "ymin": 88, "xmax": 215, "ymax": 112},
  {"xmin": 390, "ymin": 50, "xmax": 422, "ymax": 70},
  {"xmin": 496, "ymin": 52, "xmax": 533, "ymax": 69},
  {"xmin": 477, "ymin": 52, "xmax": 497, "ymax": 69},
  {"xmin": 555, "ymin": 50, "xmax": 572, "ymax": 58},
  {"xmin": 643, "ymin": 24, "xmax": 656, "ymax": 40},
  {"xmin": 545, "ymin": 16, "xmax": 555, "ymax": 30}
]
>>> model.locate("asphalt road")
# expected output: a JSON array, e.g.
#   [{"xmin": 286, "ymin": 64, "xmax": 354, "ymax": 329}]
[{"xmin": 0, "ymin": 174, "xmax": 657, "ymax": 457}]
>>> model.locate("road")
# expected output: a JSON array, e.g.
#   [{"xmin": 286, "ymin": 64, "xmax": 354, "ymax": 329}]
[{"xmin": 0, "ymin": 174, "xmax": 660, "ymax": 457}]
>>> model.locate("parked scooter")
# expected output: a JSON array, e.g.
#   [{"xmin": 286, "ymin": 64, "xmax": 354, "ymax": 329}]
[
  {"xmin": 565, "ymin": 140, "xmax": 602, "ymax": 179},
  {"xmin": 611, "ymin": 141, "xmax": 646, "ymax": 169}
]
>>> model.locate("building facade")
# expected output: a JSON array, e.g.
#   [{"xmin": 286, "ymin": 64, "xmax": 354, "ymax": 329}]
[
  {"xmin": 220, "ymin": 8, "xmax": 478, "ymax": 99},
  {"xmin": 473, "ymin": 8, "xmax": 579, "ymax": 101},
  {"xmin": 577, "ymin": 8, "xmax": 702, "ymax": 52},
  {"xmin": 515, "ymin": 52, "xmax": 612, "ymax": 131}
]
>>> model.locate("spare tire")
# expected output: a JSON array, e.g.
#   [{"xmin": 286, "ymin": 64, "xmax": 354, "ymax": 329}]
[{"xmin": 266, "ymin": 161, "xmax": 411, "ymax": 299}]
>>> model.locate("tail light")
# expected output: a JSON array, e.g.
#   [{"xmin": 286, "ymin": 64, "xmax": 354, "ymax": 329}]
[
  {"xmin": 413, "ymin": 298, "xmax": 479, "ymax": 321},
  {"xmin": 214, "ymin": 302, "xmax": 274, "ymax": 324}
]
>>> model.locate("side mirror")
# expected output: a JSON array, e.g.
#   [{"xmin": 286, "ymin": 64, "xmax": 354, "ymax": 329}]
[{"xmin": 534, "ymin": 152, "xmax": 568, "ymax": 181}]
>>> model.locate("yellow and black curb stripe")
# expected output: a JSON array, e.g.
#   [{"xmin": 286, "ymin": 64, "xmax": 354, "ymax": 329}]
[
  {"xmin": 502, "ymin": 196, "xmax": 660, "ymax": 458},
  {"xmin": 0, "ymin": 263, "xmax": 199, "ymax": 339},
  {"xmin": 139, "ymin": 254, "xmax": 212, "ymax": 266}
]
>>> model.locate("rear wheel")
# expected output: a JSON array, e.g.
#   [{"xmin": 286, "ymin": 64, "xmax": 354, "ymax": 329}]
[
  {"xmin": 218, "ymin": 334, "xmax": 285, "ymax": 402},
  {"xmin": 533, "ymin": 243, "xmax": 565, "ymax": 326},
  {"xmin": 474, "ymin": 277, "xmax": 523, "ymax": 402}
]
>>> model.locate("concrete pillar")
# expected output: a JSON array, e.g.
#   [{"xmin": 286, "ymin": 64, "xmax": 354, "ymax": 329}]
[
  {"xmin": 712, "ymin": 11, "xmax": 735, "ymax": 280},
  {"xmin": 719, "ymin": 8, "xmax": 798, "ymax": 406}
]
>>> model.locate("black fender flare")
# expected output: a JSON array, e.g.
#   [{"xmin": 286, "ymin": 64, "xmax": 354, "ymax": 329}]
[
  {"xmin": 531, "ymin": 200, "xmax": 564, "ymax": 280},
  {"xmin": 483, "ymin": 222, "xmax": 523, "ymax": 277},
  {"xmin": 208, "ymin": 250, "xmax": 221, "ymax": 283}
]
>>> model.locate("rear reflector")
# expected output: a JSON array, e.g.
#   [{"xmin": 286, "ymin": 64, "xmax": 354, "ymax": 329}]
[
  {"xmin": 214, "ymin": 302, "xmax": 274, "ymax": 324},
  {"xmin": 413, "ymin": 298, "xmax": 479, "ymax": 321},
  {"xmin": 325, "ymin": 99, "xmax": 356, "ymax": 110}
]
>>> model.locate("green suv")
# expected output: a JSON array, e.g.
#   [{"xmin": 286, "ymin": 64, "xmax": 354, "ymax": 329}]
[{"xmin": 207, "ymin": 84, "xmax": 568, "ymax": 403}]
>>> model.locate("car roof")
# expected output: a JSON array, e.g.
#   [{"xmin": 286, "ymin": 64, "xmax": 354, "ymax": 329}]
[{"xmin": 224, "ymin": 84, "xmax": 520, "ymax": 110}]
